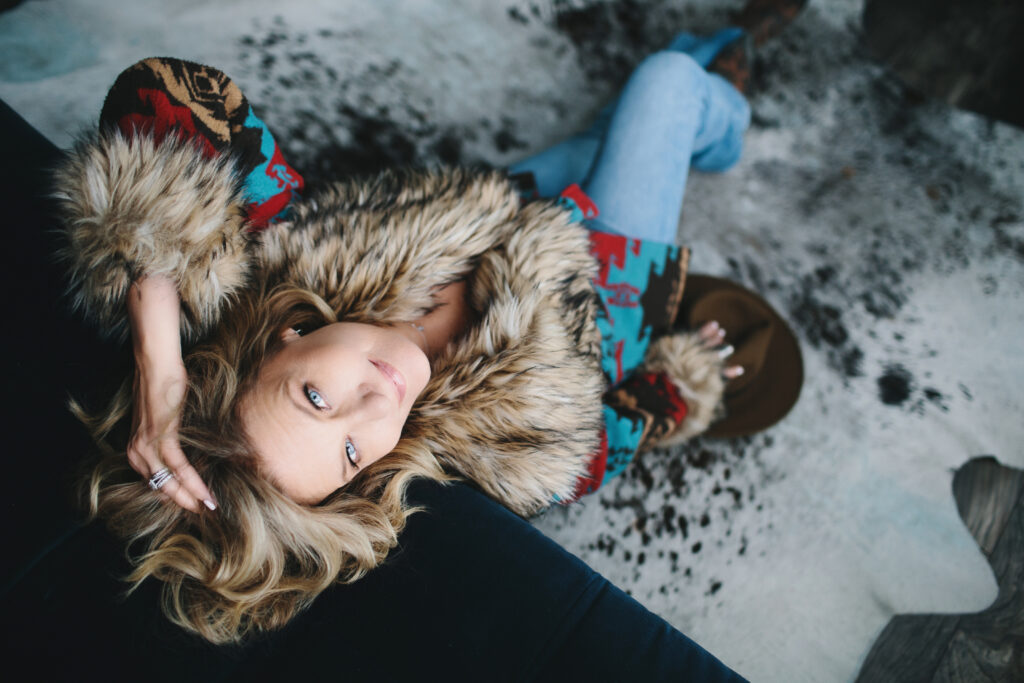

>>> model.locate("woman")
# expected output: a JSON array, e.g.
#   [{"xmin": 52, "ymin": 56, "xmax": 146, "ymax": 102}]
[{"xmin": 58, "ymin": 5, "xmax": 802, "ymax": 643}]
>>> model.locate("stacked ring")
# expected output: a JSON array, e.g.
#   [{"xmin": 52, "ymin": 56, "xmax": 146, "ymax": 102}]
[{"xmin": 148, "ymin": 467, "xmax": 174, "ymax": 491}]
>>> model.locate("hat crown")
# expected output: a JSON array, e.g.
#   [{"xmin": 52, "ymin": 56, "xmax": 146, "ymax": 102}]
[{"xmin": 682, "ymin": 275, "xmax": 803, "ymax": 437}]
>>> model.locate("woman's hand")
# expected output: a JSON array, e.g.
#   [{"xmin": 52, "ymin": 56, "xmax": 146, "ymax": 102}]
[
  {"xmin": 130, "ymin": 356, "xmax": 216, "ymax": 511},
  {"xmin": 697, "ymin": 320, "xmax": 744, "ymax": 379},
  {"xmin": 127, "ymin": 275, "xmax": 216, "ymax": 512}
]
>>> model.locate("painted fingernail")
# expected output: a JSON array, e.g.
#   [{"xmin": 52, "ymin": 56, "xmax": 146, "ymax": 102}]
[
  {"xmin": 203, "ymin": 499, "xmax": 217, "ymax": 511},
  {"xmin": 718, "ymin": 344, "xmax": 735, "ymax": 359},
  {"xmin": 718, "ymin": 328, "xmax": 726, "ymax": 337},
  {"xmin": 732, "ymin": 366, "xmax": 745, "ymax": 376}
]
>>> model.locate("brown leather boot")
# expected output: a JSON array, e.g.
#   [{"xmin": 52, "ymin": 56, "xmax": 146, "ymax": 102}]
[
  {"xmin": 732, "ymin": 0, "xmax": 809, "ymax": 46},
  {"xmin": 707, "ymin": 33, "xmax": 754, "ymax": 94}
]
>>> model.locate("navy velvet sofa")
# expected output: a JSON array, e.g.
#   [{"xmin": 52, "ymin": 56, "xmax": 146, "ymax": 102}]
[{"xmin": 0, "ymin": 98, "xmax": 745, "ymax": 682}]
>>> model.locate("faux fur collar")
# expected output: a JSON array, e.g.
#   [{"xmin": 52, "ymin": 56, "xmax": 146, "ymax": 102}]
[
  {"xmin": 57, "ymin": 134, "xmax": 606, "ymax": 515},
  {"xmin": 258, "ymin": 168, "xmax": 606, "ymax": 515}
]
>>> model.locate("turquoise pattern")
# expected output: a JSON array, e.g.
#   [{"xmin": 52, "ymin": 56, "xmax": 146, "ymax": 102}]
[
  {"xmin": 241, "ymin": 106, "xmax": 301, "ymax": 220},
  {"xmin": 561, "ymin": 191, "xmax": 683, "ymax": 488},
  {"xmin": 589, "ymin": 234, "xmax": 680, "ymax": 385},
  {"xmin": 602, "ymin": 404, "xmax": 645, "ymax": 481}
]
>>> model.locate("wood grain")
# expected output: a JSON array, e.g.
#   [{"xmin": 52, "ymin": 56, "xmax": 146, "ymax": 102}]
[
  {"xmin": 952, "ymin": 456, "xmax": 1024, "ymax": 555},
  {"xmin": 856, "ymin": 456, "xmax": 1024, "ymax": 683}
]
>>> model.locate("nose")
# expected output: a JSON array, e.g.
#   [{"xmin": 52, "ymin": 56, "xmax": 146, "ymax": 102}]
[
  {"xmin": 358, "ymin": 383, "xmax": 392, "ymax": 419},
  {"xmin": 333, "ymin": 380, "xmax": 391, "ymax": 422}
]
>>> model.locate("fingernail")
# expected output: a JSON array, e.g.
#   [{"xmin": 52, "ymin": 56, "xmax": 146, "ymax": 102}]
[
  {"xmin": 718, "ymin": 344, "xmax": 735, "ymax": 359},
  {"xmin": 718, "ymin": 327, "xmax": 726, "ymax": 337},
  {"xmin": 732, "ymin": 366, "xmax": 745, "ymax": 376},
  {"xmin": 203, "ymin": 499, "xmax": 217, "ymax": 511}
]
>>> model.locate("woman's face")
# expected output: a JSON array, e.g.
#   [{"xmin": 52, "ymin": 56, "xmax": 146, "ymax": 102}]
[{"xmin": 239, "ymin": 322, "xmax": 431, "ymax": 503}]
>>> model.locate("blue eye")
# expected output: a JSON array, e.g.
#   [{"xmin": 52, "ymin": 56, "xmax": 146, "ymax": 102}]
[
  {"xmin": 345, "ymin": 438, "xmax": 359, "ymax": 468},
  {"xmin": 304, "ymin": 385, "xmax": 329, "ymax": 410}
]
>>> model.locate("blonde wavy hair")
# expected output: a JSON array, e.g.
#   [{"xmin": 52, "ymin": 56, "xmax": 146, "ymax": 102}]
[{"xmin": 75, "ymin": 284, "xmax": 447, "ymax": 644}]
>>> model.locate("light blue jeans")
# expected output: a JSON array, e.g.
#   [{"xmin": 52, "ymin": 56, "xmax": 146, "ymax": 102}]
[{"xmin": 510, "ymin": 29, "xmax": 751, "ymax": 244}]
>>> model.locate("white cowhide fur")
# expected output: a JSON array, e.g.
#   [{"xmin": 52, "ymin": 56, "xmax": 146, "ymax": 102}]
[{"xmin": 7, "ymin": 0, "xmax": 1024, "ymax": 679}]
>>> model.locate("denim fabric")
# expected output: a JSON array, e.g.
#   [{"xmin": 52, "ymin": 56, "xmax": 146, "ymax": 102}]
[{"xmin": 510, "ymin": 29, "xmax": 751, "ymax": 244}]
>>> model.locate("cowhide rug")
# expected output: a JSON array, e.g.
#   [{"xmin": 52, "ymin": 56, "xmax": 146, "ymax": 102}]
[{"xmin": 3, "ymin": 0, "xmax": 1022, "ymax": 680}]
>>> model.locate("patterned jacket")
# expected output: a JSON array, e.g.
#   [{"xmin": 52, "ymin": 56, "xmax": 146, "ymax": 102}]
[{"xmin": 54, "ymin": 58, "xmax": 725, "ymax": 516}]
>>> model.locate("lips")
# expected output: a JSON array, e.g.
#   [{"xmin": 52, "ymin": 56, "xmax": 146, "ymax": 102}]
[{"xmin": 371, "ymin": 359, "xmax": 406, "ymax": 403}]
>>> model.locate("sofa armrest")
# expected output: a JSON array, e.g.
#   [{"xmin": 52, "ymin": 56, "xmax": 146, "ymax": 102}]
[{"xmin": 0, "ymin": 97, "xmax": 744, "ymax": 683}]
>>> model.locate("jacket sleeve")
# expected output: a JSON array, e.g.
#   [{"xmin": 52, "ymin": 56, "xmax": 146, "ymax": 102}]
[
  {"xmin": 54, "ymin": 129, "xmax": 252, "ymax": 343},
  {"xmin": 638, "ymin": 330, "xmax": 727, "ymax": 444},
  {"xmin": 574, "ymin": 330, "xmax": 726, "ymax": 498},
  {"xmin": 53, "ymin": 57, "xmax": 303, "ymax": 342}
]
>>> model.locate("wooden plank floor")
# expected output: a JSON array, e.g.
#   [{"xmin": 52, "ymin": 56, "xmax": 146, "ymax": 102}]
[{"xmin": 855, "ymin": 457, "xmax": 1024, "ymax": 682}]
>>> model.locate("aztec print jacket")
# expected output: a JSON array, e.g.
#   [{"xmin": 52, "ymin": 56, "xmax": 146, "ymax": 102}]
[{"xmin": 54, "ymin": 58, "xmax": 726, "ymax": 516}]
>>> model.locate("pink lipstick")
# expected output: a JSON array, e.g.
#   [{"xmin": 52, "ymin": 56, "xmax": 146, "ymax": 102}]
[{"xmin": 371, "ymin": 359, "xmax": 406, "ymax": 403}]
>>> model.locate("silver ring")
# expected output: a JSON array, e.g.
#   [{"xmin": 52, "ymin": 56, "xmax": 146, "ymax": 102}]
[{"xmin": 148, "ymin": 467, "xmax": 174, "ymax": 491}]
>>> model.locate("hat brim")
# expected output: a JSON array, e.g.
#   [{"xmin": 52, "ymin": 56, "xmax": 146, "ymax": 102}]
[{"xmin": 678, "ymin": 275, "xmax": 804, "ymax": 438}]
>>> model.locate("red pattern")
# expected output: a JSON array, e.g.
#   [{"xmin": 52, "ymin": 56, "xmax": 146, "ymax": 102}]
[
  {"xmin": 245, "ymin": 144, "xmax": 304, "ymax": 231},
  {"xmin": 588, "ymin": 231, "xmax": 642, "ymax": 329},
  {"xmin": 266, "ymin": 144, "xmax": 302, "ymax": 191},
  {"xmin": 611, "ymin": 339, "xmax": 625, "ymax": 385},
  {"xmin": 638, "ymin": 372, "xmax": 689, "ymax": 423},
  {"xmin": 560, "ymin": 183, "xmax": 599, "ymax": 219},
  {"xmin": 589, "ymin": 230, "xmax": 628, "ymax": 281},
  {"xmin": 246, "ymin": 193, "xmax": 292, "ymax": 232},
  {"xmin": 118, "ymin": 86, "xmax": 303, "ymax": 232},
  {"xmin": 117, "ymin": 88, "xmax": 218, "ymax": 158}
]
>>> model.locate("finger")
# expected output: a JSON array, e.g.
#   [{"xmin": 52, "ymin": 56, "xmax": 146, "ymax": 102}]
[
  {"xmin": 131, "ymin": 438, "xmax": 207, "ymax": 513},
  {"xmin": 161, "ymin": 442, "xmax": 217, "ymax": 511},
  {"xmin": 723, "ymin": 365, "xmax": 745, "ymax": 379},
  {"xmin": 131, "ymin": 440, "xmax": 171, "ymax": 482},
  {"xmin": 717, "ymin": 344, "xmax": 735, "ymax": 359},
  {"xmin": 130, "ymin": 449, "xmax": 170, "ymax": 485},
  {"xmin": 126, "ymin": 446, "xmax": 148, "ymax": 476},
  {"xmin": 157, "ymin": 475, "xmax": 201, "ymax": 513},
  {"xmin": 697, "ymin": 320, "xmax": 720, "ymax": 342},
  {"xmin": 698, "ymin": 324, "xmax": 727, "ymax": 349}
]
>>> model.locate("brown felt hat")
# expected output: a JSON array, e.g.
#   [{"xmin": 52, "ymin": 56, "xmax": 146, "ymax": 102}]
[{"xmin": 679, "ymin": 275, "xmax": 804, "ymax": 438}]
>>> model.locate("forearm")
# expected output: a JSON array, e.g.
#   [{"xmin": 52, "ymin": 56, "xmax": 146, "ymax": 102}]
[
  {"xmin": 124, "ymin": 273, "xmax": 214, "ymax": 512},
  {"xmin": 127, "ymin": 274, "xmax": 183, "ymax": 366}
]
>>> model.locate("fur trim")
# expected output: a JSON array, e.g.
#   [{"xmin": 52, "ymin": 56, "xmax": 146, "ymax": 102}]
[
  {"xmin": 57, "ymin": 154, "xmax": 605, "ymax": 514},
  {"xmin": 259, "ymin": 168, "xmax": 526, "ymax": 322},
  {"xmin": 642, "ymin": 331, "xmax": 726, "ymax": 446},
  {"xmin": 54, "ymin": 131, "xmax": 251, "ymax": 342},
  {"xmin": 408, "ymin": 186, "xmax": 605, "ymax": 516},
  {"xmin": 255, "ymin": 168, "xmax": 605, "ymax": 515}
]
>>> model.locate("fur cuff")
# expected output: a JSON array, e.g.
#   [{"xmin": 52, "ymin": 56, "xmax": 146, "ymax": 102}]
[
  {"xmin": 643, "ymin": 331, "xmax": 726, "ymax": 445},
  {"xmin": 54, "ymin": 131, "xmax": 251, "ymax": 342}
]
